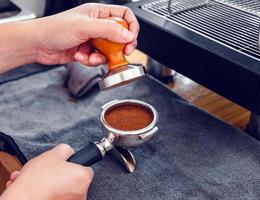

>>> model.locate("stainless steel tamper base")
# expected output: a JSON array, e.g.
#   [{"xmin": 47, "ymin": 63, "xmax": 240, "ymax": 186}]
[{"xmin": 98, "ymin": 64, "xmax": 146, "ymax": 90}]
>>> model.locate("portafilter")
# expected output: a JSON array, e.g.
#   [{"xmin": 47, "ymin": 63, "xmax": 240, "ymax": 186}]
[{"xmin": 68, "ymin": 99, "xmax": 159, "ymax": 172}]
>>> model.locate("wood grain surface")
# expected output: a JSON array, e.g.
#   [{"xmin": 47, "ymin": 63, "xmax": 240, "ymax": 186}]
[{"xmin": 0, "ymin": 152, "xmax": 22, "ymax": 194}]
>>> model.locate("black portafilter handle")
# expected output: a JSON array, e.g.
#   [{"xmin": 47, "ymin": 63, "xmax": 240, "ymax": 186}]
[{"xmin": 67, "ymin": 142, "xmax": 103, "ymax": 166}]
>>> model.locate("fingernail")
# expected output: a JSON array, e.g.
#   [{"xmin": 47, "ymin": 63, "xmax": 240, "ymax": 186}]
[
  {"xmin": 74, "ymin": 53, "xmax": 85, "ymax": 61},
  {"xmin": 122, "ymin": 29, "xmax": 134, "ymax": 41}
]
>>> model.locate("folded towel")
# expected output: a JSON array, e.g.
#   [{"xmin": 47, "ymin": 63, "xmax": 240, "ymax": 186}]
[{"xmin": 66, "ymin": 62, "xmax": 107, "ymax": 98}]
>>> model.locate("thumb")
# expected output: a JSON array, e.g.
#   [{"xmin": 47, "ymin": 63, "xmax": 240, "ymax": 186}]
[
  {"xmin": 46, "ymin": 144, "xmax": 75, "ymax": 160},
  {"xmin": 83, "ymin": 18, "xmax": 134, "ymax": 43}
]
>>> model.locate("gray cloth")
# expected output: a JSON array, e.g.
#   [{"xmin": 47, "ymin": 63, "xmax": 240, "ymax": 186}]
[
  {"xmin": 0, "ymin": 66, "xmax": 260, "ymax": 200},
  {"xmin": 66, "ymin": 62, "xmax": 106, "ymax": 98},
  {"xmin": 0, "ymin": 64, "xmax": 53, "ymax": 84}
]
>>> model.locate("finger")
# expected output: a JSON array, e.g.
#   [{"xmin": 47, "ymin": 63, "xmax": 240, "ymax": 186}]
[
  {"xmin": 46, "ymin": 144, "xmax": 75, "ymax": 160},
  {"xmin": 74, "ymin": 52, "xmax": 91, "ymax": 66},
  {"xmin": 6, "ymin": 180, "xmax": 12, "ymax": 188},
  {"xmin": 76, "ymin": 42, "xmax": 106, "ymax": 66},
  {"xmin": 100, "ymin": 5, "xmax": 140, "ymax": 38},
  {"xmin": 89, "ymin": 52, "xmax": 107, "ymax": 66},
  {"xmin": 74, "ymin": 43, "xmax": 93, "ymax": 66},
  {"xmin": 82, "ymin": 19, "xmax": 134, "ymax": 43},
  {"xmin": 10, "ymin": 171, "xmax": 20, "ymax": 181},
  {"xmin": 75, "ymin": 52, "xmax": 107, "ymax": 67},
  {"xmin": 125, "ymin": 40, "xmax": 138, "ymax": 56},
  {"xmin": 55, "ymin": 47, "xmax": 78, "ymax": 65}
]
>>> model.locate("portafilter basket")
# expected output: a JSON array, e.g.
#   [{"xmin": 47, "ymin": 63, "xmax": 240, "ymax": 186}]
[{"xmin": 68, "ymin": 99, "xmax": 159, "ymax": 172}]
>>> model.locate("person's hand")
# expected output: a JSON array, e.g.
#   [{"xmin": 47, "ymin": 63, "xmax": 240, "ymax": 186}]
[
  {"xmin": 32, "ymin": 3, "xmax": 139, "ymax": 66},
  {"xmin": 5, "ymin": 171, "xmax": 20, "ymax": 188},
  {"xmin": 1, "ymin": 144, "xmax": 93, "ymax": 200}
]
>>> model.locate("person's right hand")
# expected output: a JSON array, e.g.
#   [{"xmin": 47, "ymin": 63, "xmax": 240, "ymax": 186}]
[
  {"xmin": 1, "ymin": 144, "xmax": 93, "ymax": 200},
  {"xmin": 0, "ymin": 3, "xmax": 139, "ymax": 74},
  {"xmin": 33, "ymin": 3, "xmax": 139, "ymax": 66}
]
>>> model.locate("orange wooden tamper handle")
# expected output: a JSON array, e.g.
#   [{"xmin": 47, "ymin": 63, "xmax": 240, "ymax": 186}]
[{"xmin": 91, "ymin": 17, "xmax": 129, "ymax": 71}]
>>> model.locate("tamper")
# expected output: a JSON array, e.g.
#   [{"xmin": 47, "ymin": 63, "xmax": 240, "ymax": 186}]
[{"xmin": 91, "ymin": 17, "xmax": 146, "ymax": 90}]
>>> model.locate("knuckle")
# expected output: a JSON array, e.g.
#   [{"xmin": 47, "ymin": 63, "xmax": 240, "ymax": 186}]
[
  {"xmin": 57, "ymin": 143, "xmax": 75, "ymax": 155},
  {"xmin": 85, "ymin": 167, "xmax": 94, "ymax": 180},
  {"xmin": 77, "ymin": 18, "xmax": 91, "ymax": 39},
  {"xmin": 74, "ymin": 170, "xmax": 86, "ymax": 183},
  {"xmin": 75, "ymin": 167, "xmax": 93, "ymax": 183},
  {"xmin": 126, "ymin": 7, "xmax": 132, "ymax": 13},
  {"xmin": 73, "ymin": 167, "xmax": 93, "ymax": 192},
  {"xmin": 124, "ymin": 6, "xmax": 136, "ymax": 19},
  {"xmin": 136, "ymin": 24, "xmax": 140, "ymax": 33},
  {"xmin": 119, "ymin": 5, "xmax": 129, "ymax": 10},
  {"xmin": 97, "ymin": 5, "xmax": 106, "ymax": 16},
  {"xmin": 59, "ymin": 143, "xmax": 72, "ymax": 150}
]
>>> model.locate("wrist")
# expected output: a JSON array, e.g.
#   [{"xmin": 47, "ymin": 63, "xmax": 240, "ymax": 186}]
[
  {"xmin": 18, "ymin": 20, "xmax": 39, "ymax": 64},
  {"xmin": 6, "ymin": 20, "xmax": 39, "ymax": 64},
  {"xmin": 0, "ymin": 20, "xmax": 39, "ymax": 73}
]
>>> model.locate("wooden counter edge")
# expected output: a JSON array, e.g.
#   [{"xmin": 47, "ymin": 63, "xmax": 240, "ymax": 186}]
[{"xmin": 0, "ymin": 151, "xmax": 22, "ymax": 195}]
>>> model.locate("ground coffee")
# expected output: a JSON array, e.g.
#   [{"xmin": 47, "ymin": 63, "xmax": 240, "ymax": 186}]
[{"xmin": 105, "ymin": 105, "xmax": 153, "ymax": 131}]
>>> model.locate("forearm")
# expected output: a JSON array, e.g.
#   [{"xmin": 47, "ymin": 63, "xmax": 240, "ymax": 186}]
[{"xmin": 0, "ymin": 21, "xmax": 38, "ymax": 74}]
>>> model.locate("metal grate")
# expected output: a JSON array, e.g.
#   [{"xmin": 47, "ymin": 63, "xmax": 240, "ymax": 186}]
[
  {"xmin": 142, "ymin": 0, "xmax": 260, "ymax": 61},
  {"xmin": 215, "ymin": 0, "xmax": 260, "ymax": 15}
]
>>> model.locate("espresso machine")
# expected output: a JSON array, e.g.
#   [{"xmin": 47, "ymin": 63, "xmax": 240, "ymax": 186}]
[{"xmin": 0, "ymin": 0, "xmax": 36, "ymax": 23}]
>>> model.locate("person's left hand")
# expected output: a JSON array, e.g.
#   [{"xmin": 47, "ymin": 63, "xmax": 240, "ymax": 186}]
[
  {"xmin": 31, "ymin": 3, "xmax": 139, "ymax": 66},
  {"xmin": 2, "ymin": 144, "xmax": 94, "ymax": 200}
]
